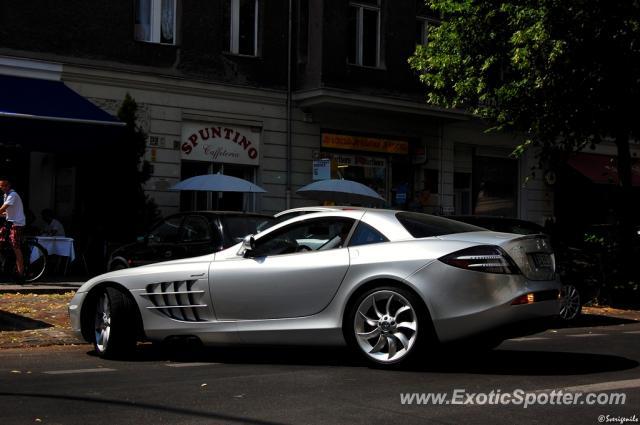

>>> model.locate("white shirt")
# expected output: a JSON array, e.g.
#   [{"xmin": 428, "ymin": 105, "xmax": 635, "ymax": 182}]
[
  {"xmin": 43, "ymin": 218, "xmax": 65, "ymax": 236},
  {"xmin": 3, "ymin": 190, "xmax": 25, "ymax": 226}
]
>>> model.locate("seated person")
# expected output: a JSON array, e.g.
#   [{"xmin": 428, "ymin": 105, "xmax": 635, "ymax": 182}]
[{"xmin": 41, "ymin": 209, "xmax": 65, "ymax": 236}]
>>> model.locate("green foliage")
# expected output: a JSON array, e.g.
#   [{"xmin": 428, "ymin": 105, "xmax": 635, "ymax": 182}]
[
  {"xmin": 410, "ymin": 1, "xmax": 640, "ymax": 290},
  {"xmin": 106, "ymin": 94, "xmax": 160, "ymax": 241},
  {"xmin": 409, "ymin": 0, "xmax": 640, "ymax": 163}
]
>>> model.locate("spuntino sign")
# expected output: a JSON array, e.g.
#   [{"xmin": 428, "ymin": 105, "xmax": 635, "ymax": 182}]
[{"xmin": 181, "ymin": 123, "xmax": 260, "ymax": 165}]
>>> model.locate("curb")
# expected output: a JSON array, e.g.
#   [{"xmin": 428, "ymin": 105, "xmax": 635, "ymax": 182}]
[{"xmin": 0, "ymin": 283, "xmax": 82, "ymax": 295}]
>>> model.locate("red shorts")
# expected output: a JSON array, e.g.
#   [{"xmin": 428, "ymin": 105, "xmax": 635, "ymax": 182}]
[{"xmin": 0, "ymin": 223, "xmax": 24, "ymax": 250}]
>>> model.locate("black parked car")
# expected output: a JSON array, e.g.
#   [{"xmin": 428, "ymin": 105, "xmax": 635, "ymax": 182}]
[
  {"xmin": 448, "ymin": 215, "xmax": 598, "ymax": 321},
  {"xmin": 107, "ymin": 211, "xmax": 275, "ymax": 271}
]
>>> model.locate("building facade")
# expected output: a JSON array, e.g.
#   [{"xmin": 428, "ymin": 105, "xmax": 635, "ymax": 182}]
[{"xmin": 0, "ymin": 0, "xmax": 562, "ymax": 237}]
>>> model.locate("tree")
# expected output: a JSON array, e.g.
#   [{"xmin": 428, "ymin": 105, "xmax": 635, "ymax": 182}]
[
  {"xmin": 409, "ymin": 0, "xmax": 640, "ymax": 281},
  {"xmin": 105, "ymin": 94, "xmax": 159, "ymax": 241}
]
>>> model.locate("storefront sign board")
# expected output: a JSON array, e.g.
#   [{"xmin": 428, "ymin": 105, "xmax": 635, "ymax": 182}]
[
  {"xmin": 181, "ymin": 122, "xmax": 260, "ymax": 165},
  {"xmin": 322, "ymin": 133, "xmax": 408, "ymax": 155}
]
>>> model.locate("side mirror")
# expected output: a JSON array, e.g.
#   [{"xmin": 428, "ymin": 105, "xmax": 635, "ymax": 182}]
[{"xmin": 237, "ymin": 234, "xmax": 256, "ymax": 257}]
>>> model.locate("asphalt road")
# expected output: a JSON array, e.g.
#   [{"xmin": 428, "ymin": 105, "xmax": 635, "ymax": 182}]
[{"xmin": 1, "ymin": 320, "xmax": 639, "ymax": 425}]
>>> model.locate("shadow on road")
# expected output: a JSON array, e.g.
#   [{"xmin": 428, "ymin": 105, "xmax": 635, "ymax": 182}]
[
  {"xmin": 87, "ymin": 342, "xmax": 639, "ymax": 376},
  {"xmin": 421, "ymin": 349, "xmax": 639, "ymax": 375},
  {"xmin": 552, "ymin": 314, "xmax": 637, "ymax": 329},
  {"xmin": 0, "ymin": 310, "xmax": 52, "ymax": 331}
]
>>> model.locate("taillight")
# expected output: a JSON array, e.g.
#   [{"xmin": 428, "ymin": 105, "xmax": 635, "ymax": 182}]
[{"xmin": 439, "ymin": 245, "xmax": 521, "ymax": 275}]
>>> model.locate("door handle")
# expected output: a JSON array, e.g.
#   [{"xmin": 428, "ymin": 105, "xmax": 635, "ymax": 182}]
[{"xmin": 164, "ymin": 250, "xmax": 172, "ymax": 258}]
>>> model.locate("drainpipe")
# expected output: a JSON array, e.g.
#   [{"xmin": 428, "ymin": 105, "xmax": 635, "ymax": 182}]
[{"xmin": 285, "ymin": 0, "xmax": 293, "ymax": 209}]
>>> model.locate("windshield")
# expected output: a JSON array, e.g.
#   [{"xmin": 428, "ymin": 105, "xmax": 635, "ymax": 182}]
[{"xmin": 396, "ymin": 212, "xmax": 484, "ymax": 238}]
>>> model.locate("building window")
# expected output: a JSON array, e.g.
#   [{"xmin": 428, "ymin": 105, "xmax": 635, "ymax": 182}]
[
  {"xmin": 424, "ymin": 168, "xmax": 439, "ymax": 194},
  {"xmin": 472, "ymin": 156, "xmax": 518, "ymax": 217},
  {"xmin": 135, "ymin": 0, "xmax": 176, "ymax": 44},
  {"xmin": 230, "ymin": 0, "xmax": 259, "ymax": 56},
  {"xmin": 348, "ymin": 1, "xmax": 381, "ymax": 67},
  {"xmin": 416, "ymin": 1, "xmax": 438, "ymax": 45},
  {"xmin": 415, "ymin": 16, "xmax": 437, "ymax": 45}
]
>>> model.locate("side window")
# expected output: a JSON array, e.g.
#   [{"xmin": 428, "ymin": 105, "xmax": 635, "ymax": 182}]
[
  {"xmin": 348, "ymin": 0, "xmax": 381, "ymax": 67},
  {"xmin": 181, "ymin": 216, "xmax": 212, "ymax": 242},
  {"xmin": 148, "ymin": 216, "xmax": 183, "ymax": 244},
  {"xmin": 228, "ymin": 0, "xmax": 259, "ymax": 56},
  {"xmin": 348, "ymin": 221, "xmax": 388, "ymax": 247},
  {"xmin": 222, "ymin": 216, "xmax": 275, "ymax": 247},
  {"xmin": 252, "ymin": 218, "xmax": 355, "ymax": 257},
  {"xmin": 135, "ymin": 0, "xmax": 177, "ymax": 44}
]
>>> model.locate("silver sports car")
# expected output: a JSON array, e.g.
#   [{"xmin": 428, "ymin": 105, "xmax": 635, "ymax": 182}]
[{"xmin": 69, "ymin": 209, "xmax": 561, "ymax": 367}]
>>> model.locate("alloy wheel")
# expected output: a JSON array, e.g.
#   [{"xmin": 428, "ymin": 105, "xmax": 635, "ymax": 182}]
[
  {"xmin": 559, "ymin": 284, "xmax": 581, "ymax": 321},
  {"xmin": 354, "ymin": 290, "xmax": 418, "ymax": 364},
  {"xmin": 94, "ymin": 292, "xmax": 112, "ymax": 353}
]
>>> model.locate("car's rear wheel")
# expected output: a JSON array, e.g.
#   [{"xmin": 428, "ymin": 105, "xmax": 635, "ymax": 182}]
[
  {"xmin": 94, "ymin": 287, "xmax": 138, "ymax": 359},
  {"xmin": 559, "ymin": 284, "xmax": 581, "ymax": 321},
  {"xmin": 346, "ymin": 287, "xmax": 428, "ymax": 367}
]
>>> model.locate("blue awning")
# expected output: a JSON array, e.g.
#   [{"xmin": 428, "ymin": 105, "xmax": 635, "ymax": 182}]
[{"xmin": 0, "ymin": 74, "xmax": 125, "ymax": 152}]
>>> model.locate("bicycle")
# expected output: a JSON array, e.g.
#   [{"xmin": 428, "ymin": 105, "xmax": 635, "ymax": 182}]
[{"xmin": 0, "ymin": 236, "xmax": 48, "ymax": 283}]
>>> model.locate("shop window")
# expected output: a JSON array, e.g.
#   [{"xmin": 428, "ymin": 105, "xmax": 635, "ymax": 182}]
[
  {"xmin": 229, "ymin": 0, "xmax": 259, "ymax": 56},
  {"xmin": 472, "ymin": 156, "xmax": 518, "ymax": 217},
  {"xmin": 348, "ymin": 1, "xmax": 381, "ymax": 67},
  {"xmin": 454, "ymin": 172, "xmax": 472, "ymax": 215},
  {"xmin": 325, "ymin": 152, "xmax": 386, "ymax": 205},
  {"xmin": 424, "ymin": 168, "xmax": 439, "ymax": 194},
  {"xmin": 135, "ymin": 0, "xmax": 176, "ymax": 45}
]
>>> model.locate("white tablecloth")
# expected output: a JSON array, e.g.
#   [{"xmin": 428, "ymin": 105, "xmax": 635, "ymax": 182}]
[{"xmin": 31, "ymin": 237, "xmax": 76, "ymax": 263}]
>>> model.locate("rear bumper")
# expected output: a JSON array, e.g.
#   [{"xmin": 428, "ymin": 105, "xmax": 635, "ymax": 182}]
[{"xmin": 432, "ymin": 298, "xmax": 560, "ymax": 343}]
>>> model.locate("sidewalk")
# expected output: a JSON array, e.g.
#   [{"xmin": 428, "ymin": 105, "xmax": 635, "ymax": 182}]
[{"xmin": 0, "ymin": 277, "xmax": 83, "ymax": 294}]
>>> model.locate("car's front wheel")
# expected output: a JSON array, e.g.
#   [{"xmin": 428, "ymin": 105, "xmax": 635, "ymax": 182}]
[
  {"xmin": 346, "ymin": 287, "xmax": 429, "ymax": 367},
  {"xmin": 94, "ymin": 287, "xmax": 138, "ymax": 359},
  {"xmin": 559, "ymin": 284, "xmax": 582, "ymax": 321}
]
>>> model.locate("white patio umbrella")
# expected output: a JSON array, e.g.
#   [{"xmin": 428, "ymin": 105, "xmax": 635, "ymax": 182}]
[
  {"xmin": 296, "ymin": 179, "xmax": 385, "ymax": 206},
  {"xmin": 170, "ymin": 173, "xmax": 266, "ymax": 193}
]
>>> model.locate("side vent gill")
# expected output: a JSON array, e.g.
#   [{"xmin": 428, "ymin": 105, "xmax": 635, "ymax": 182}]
[{"xmin": 141, "ymin": 280, "xmax": 208, "ymax": 322}]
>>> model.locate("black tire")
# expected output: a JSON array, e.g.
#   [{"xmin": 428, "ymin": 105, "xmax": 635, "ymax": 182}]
[
  {"xmin": 344, "ymin": 286, "xmax": 433, "ymax": 368},
  {"xmin": 24, "ymin": 241, "xmax": 47, "ymax": 282},
  {"xmin": 93, "ymin": 287, "xmax": 138, "ymax": 359}
]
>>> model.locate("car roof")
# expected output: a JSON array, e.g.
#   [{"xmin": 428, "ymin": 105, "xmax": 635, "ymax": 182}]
[
  {"xmin": 274, "ymin": 206, "xmax": 366, "ymax": 217},
  {"xmin": 170, "ymin": 210, "xmax": 273, "ymax": 218}
]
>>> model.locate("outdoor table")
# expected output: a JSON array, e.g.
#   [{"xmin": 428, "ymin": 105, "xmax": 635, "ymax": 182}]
[{"xmin": 31, "ymin": 236, "xmax": 76, "ymax": 275}]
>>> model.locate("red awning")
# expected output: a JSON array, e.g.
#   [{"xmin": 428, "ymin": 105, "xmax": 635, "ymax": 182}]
[{"xmin": 568, "ymin": 153, "xmax": 640, "ymax": 187}]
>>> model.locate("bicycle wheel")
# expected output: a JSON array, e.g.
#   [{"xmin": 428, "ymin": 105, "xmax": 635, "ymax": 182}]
[{"xmin": 24, "ymin": 241, "xmax": 47, "ymax": 282}]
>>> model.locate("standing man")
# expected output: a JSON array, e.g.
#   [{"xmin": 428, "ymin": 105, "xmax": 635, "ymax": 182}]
[{"xmin": 0, "ymin": 179, "xmax": 26, "ymax": 281}]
